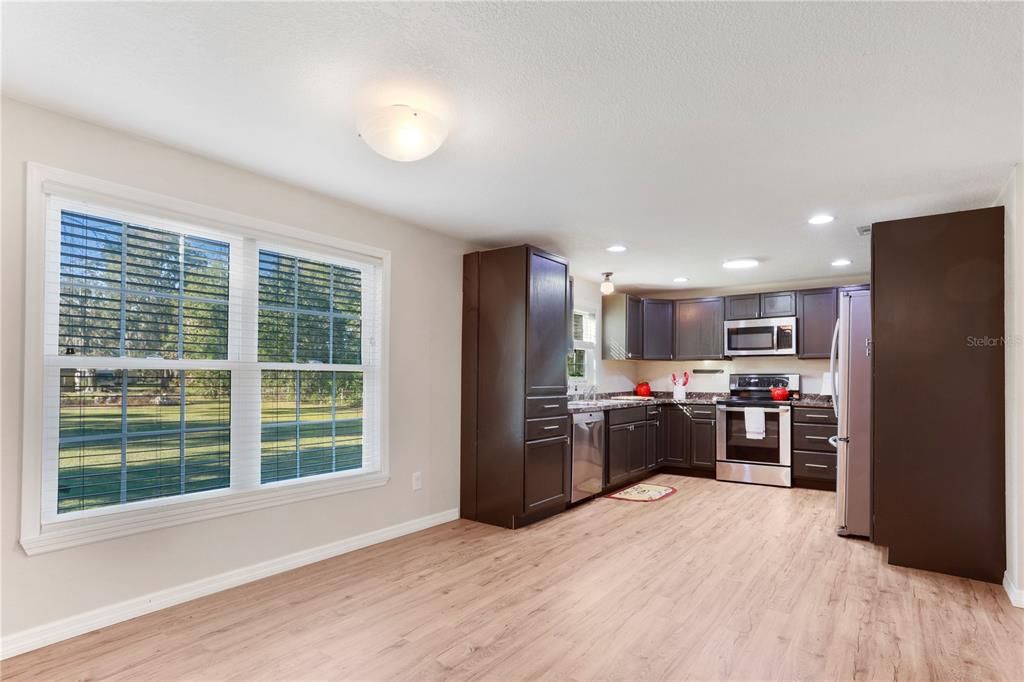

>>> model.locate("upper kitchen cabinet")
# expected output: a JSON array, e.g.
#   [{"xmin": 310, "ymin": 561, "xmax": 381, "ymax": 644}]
[
  {"xmin": 724, "ymin": 294, "xmax": 760, "ymax": 320},
  {"xmin": 526, "ymin": 250, "xmax": 571, "ymax": 395},
  {"xmin": 725, "ymin": 291, "xmax": 796, "ymax": 320},
  {"xmin": 796, "ymin": 288, "xmax": 838, "ymax": 359},
  {"xmin": 602, "ymin": 293, "xmax": 644, "ymax": 360},
  {"xmin": 760, "ymin": 291, "xmax": 796, "ymax": 317},
  {"xmin": 642, "ymin": 299, "xmax": 674, "ymax": 360},
  {"xmin": 674, "ymin": 297, "xmax": 727, "ymax": 360}
]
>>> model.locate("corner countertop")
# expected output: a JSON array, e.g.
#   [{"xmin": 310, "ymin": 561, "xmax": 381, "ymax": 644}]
[{"xmin": 567, "ymin": 392, "xmax": 834, "ymax": 414}]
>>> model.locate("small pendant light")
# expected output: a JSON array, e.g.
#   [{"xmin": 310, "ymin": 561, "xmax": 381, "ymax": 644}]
[{"xmin": 600, "ymin": 272, "xmax": 615, "ymax": 295}]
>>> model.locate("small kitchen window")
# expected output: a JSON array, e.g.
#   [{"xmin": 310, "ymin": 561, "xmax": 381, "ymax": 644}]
[{"xmin": 568, "ymin": 310, "xmax": 597, "ymax": 389}]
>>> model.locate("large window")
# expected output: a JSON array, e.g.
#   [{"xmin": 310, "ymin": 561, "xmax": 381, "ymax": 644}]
[{"xmin": 35, "ymin": 191, "xmax": 385, "ymax": 533}]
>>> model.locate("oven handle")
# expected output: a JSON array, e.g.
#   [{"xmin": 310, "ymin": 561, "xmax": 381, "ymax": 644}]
[{"xmin": 716, "ymin": 405, "xmax": 790, "ymax": 413}]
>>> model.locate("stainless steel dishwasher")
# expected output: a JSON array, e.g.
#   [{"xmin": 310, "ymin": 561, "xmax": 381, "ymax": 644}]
[{"xmin": 571, "ymin": 411, "xmax": 605, "ymax": 503}]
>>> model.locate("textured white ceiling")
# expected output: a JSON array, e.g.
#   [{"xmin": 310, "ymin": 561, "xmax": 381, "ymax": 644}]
[{"xmin": 3, "ymin": 2, "xmax": 1022, "ymax": 289}]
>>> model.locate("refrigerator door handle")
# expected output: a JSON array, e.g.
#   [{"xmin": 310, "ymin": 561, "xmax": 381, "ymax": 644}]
[{"xmin": 828, "ymin": 318, "xmax": 841, "ymax": 418}]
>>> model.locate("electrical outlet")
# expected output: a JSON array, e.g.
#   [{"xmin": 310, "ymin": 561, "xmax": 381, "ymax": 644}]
[{"xmin": 412, "ymin": 471, "xmax": 422, "ymax": 490}]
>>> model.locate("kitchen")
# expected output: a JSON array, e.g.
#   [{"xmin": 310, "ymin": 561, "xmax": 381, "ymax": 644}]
[{"xmin": 462, "ymin": 206, "xmax": 1006, "ymax": 586}]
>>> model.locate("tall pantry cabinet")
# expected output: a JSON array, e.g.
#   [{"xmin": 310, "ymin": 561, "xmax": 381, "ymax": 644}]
[{"xmin": 461, "ymin": 245, "xmax": 572, "ymax": 528}]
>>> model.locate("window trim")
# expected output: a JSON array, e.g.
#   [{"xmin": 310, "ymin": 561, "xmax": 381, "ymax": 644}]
[{"xmin": 20, "ymin": 163, "xmax": 391, "ymax": 555}]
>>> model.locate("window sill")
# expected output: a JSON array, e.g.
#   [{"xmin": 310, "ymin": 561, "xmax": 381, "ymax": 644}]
[{"xmin": 20, "ymin": 470, "xmax": 391, "ymax": 556}]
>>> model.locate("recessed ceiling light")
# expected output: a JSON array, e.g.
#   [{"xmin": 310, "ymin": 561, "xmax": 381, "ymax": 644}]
[
  {"xmin": 722, "ymin": 258, "xmax": 759, "ymax": 270},
  {"xmin": 606, "ymin": 245, "xmax": 627, "ymax": 253},
  {"xmin": 809, "ymin": 214, "xmax": 835, "ymax": 225},
  {"xmin": 673, "ymin": 277, "xmax": 689, "ymax": 283},
  {"xmin": 831, "ymin": 258, "xmax": 852, "ymax": 267}
]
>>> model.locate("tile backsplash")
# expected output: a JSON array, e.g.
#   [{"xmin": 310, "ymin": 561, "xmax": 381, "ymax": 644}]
[{"xmin": 607, "ymin": 357, "xmax": 833, "ymax": 395}]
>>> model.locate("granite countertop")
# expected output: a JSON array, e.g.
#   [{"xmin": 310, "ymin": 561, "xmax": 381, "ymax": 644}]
[{"xmin": 567, "ymin": 391, "xmax": 833, "ymax": 414}]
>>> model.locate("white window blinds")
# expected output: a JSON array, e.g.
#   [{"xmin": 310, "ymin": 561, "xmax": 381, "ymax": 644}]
[{"xmin": 42, "ymin": 197, "xmax": 384, "ymax": 522}]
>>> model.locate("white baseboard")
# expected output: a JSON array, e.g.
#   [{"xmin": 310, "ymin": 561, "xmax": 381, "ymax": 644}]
[
  {"xmin": 0, "ymin": 507, "xmax": 460, "ymax": 660},
  {"xmin": 1004, "ymin": 571, "xmax": 1024, "ymax": 608}
]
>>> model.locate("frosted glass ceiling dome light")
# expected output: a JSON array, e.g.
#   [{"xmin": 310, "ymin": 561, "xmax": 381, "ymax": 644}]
[
  {"xmin": 808, "ymin": 214, "xmax": 835, "ymax": 225},
  {"xmin": 722, "ymin": 258, "xmax": 760, "ymax": 269},
  {"xmin": 358, "ymin": 105, "xmax": 447, "ymax": 162},
  {"xmin": 831, "ymin": 258, "xmax": 852, "ymax": 267},
  {"xmin": 600, "ymin": 272, "xmax": 615, "ymax": 295}
]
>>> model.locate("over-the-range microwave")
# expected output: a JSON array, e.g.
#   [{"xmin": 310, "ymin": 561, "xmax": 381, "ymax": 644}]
[{"xmin": 724, "ymin": 316, "xmax": 797, "ymax": 356}]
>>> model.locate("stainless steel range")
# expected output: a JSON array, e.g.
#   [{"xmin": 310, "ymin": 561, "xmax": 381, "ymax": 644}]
[{"xmin": 715, "ymin": 374, "xmax": 799, "ymax": 487}]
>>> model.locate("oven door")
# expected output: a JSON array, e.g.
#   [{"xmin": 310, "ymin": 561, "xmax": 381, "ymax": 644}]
[
  {"xmin": 724, "ymin": 319, "xmax": 778, "ymax": 355},
  {"xmin": 715, "ymin": 405, "xmax": 792, "ymax": 466}
]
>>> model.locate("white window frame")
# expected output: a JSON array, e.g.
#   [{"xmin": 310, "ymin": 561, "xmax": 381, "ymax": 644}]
[
  {"xmin": 20, "ymin": 163, "xmax": 391, "ymax": 555},
  {"xmin": 568, "ymin": 308, "xmax": 597, "ymax": 392}
]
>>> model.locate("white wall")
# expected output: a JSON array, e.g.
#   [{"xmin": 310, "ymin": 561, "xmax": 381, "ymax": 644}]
[
  {"xmin": 0, "ymin": 99, "xmax": 470, "ymax": 640},
  {"xmin": 568, "ymin": 274, "xmax": 638, "ymax": 393},
  {"xmin": 997, "ymin": 165, "xmax": 1024, "ymax": 606}
]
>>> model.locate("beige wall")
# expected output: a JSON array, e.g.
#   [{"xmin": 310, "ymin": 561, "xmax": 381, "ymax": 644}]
[
  {"xmin": 998, "ymin": 165, "xmax": 1024, "ymax": 603},
  {"xmin": 0, "ymin": 99, "xmax": 470, "ymax": 637}
]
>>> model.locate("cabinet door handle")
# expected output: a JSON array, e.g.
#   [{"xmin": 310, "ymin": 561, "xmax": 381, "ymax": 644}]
[
  {"xmin": 542, "ymin": 404, "xmax": 560, "ymax": 408},
  {"xmin": 543, "ymin": 425, "xmax": 560, "ymax": 431},
  {"xmin": 805, "ymin": 435, "xmax": 832, "ymax": 440},
  {"xmin": 805, "ymin": 414, "xmax": 831, "ymax": 419},
  {"xmin": 805, "ymin": 463, "xmax": 830, "ymax": 469}
]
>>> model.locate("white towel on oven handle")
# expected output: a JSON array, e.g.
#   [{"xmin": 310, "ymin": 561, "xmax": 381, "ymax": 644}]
[{"xmin": 743, "ymin": 407, "xmax": 766, "ymax": 440}]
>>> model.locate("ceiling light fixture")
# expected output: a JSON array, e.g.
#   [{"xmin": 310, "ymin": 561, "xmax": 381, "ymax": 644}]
[
  {"xmin": 357, "ymin": 104, "xmax": 447, "ymax": 162},
  {"xmin": 831, "ymin": 258, "xmax": 852, "ymax": 267},
  {"xmin": 722, "ymin": 258, "xmax": 760, "ymax": 270},
  {"xmin": 808, "ymin": 214, "xmax": 835, "ymax": 225},
  {"xmin": 600, "ymin": 272, "xmax": 615, "ymax": 295},
  {"xmin": 606, "ymin": 245, "xmax": 627, "ymax": 253},
  {"xmin": 673, "ymin": 277, "xmax": 689, "ymax": 283}
]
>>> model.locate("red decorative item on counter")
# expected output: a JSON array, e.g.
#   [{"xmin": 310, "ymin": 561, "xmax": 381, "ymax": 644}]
[
  {"xmin": 635, "ymin": 381, "xmax": 652, "ymax": 397},
  {"xmin": 770, "ymin": 386, "xmax": 790, "ymax": 401}
]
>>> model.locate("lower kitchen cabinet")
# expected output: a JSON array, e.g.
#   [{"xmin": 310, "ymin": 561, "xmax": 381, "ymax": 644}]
[
  {"xmin": 523, "ymin": 436, "xmax": 571, "ymax": 513},
  {"xmin": 689, "ymin": 417, "xmax": 716, "ymax": 470},
  {"xmin": 645, "ymin": 418, "xmax": 661, "ymax": 470},
  {"xmin": 664, "ymin": 405, "xmax": 689, "ymax": 466},
  {"xmin": 608, "ymin": 421, "xmax": 646, "ymax": 486}
]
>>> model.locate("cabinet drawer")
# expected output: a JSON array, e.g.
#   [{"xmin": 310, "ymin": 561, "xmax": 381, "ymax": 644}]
[
  {"xmin": 793, "ymin": 450, "xmax": 837, "ymax": 481},
  {"xmin": 686, "ymin": 405, "xmax": 716, "ymax": 421},
  {"xmin": 793, "ymin": 423, "xmax": 837, "ymax": 452},
  {"xmin": 793, "ymin": 406, "xmax": 837, "ymax": 425},
  {"xmin": 608, "ymin": 406, "xmax": 647, "ymax": 426},
  {"xmin": 526, "ymin": 396, "xmax": 568, "ymax": 419},
  {"xmin": 646, "ymin": 405, "xmax": 663, "ymax": 419},
  {"xmin": 526, "ymin": 416, "xmax": 570, "ymax": 441}
]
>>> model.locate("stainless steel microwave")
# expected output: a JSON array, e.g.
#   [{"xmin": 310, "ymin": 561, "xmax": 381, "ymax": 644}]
[{"xmin": 724, "ymin": 316, "xmax": 797, "ymax": 356}]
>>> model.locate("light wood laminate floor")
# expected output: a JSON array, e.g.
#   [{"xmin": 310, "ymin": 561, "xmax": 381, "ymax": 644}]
[{"xmin": 5, "ymin": 474, "xmax": 1023, "ymax": 681}]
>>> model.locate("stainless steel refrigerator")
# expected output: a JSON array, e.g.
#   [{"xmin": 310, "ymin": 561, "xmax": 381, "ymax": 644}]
[{"xmin": 829, "ymin": 288, "xmax": 872, "ymax": 538}]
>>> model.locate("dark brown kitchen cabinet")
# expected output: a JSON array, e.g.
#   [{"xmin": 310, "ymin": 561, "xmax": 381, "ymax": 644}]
[
  {"xmin": 725, "ymin": 294, "xmax": 760, "ymax": 320},
  {"xmin": 872, "ymin": 207, "xmax": 1005, "ymax": 584},
  {"xmin": 607, "ymin": 420, "xmax": 646, "ymax": 486},
  {"xmin": 688, "ymin": 414, "xmax": 716, "ymax": 470},
  {"xmin": 602, "ymin": 293, "xmax": 644, "ymax": 360},
  {"xmin": 726, "ymin": 291, "xmax": 796, "ymax": 320},
  {"xmin": 664, "ymin": 404, "xmax": 690, "ymax": 467},
  {"xmin": 645, "ymin": 407, "xmax": 665, "ymax": 469},
  {"xmin": 461, "ymin": 245, "xmax": 571, "ymax": 529},
  {"xmin": 760, "ymin": 291, "xmax": 796, "ymax": 317},
  {"xmin": 674, "ymin": 297, "xmax": 727, "ymax": 360},
  {"xmin": 526, "ymin": 251, "xmax": 571, "ymax": 395},
  {"xmin": 796, "ymin": 288, "xmax": 838, "ymax": 358},
  {"xmin": 523, "ymin": 436, "xmax": 571, "ymax": 513},
  {"xmin": 642, "ymin": 299, "xmax": 674, "ymax": 359}
]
